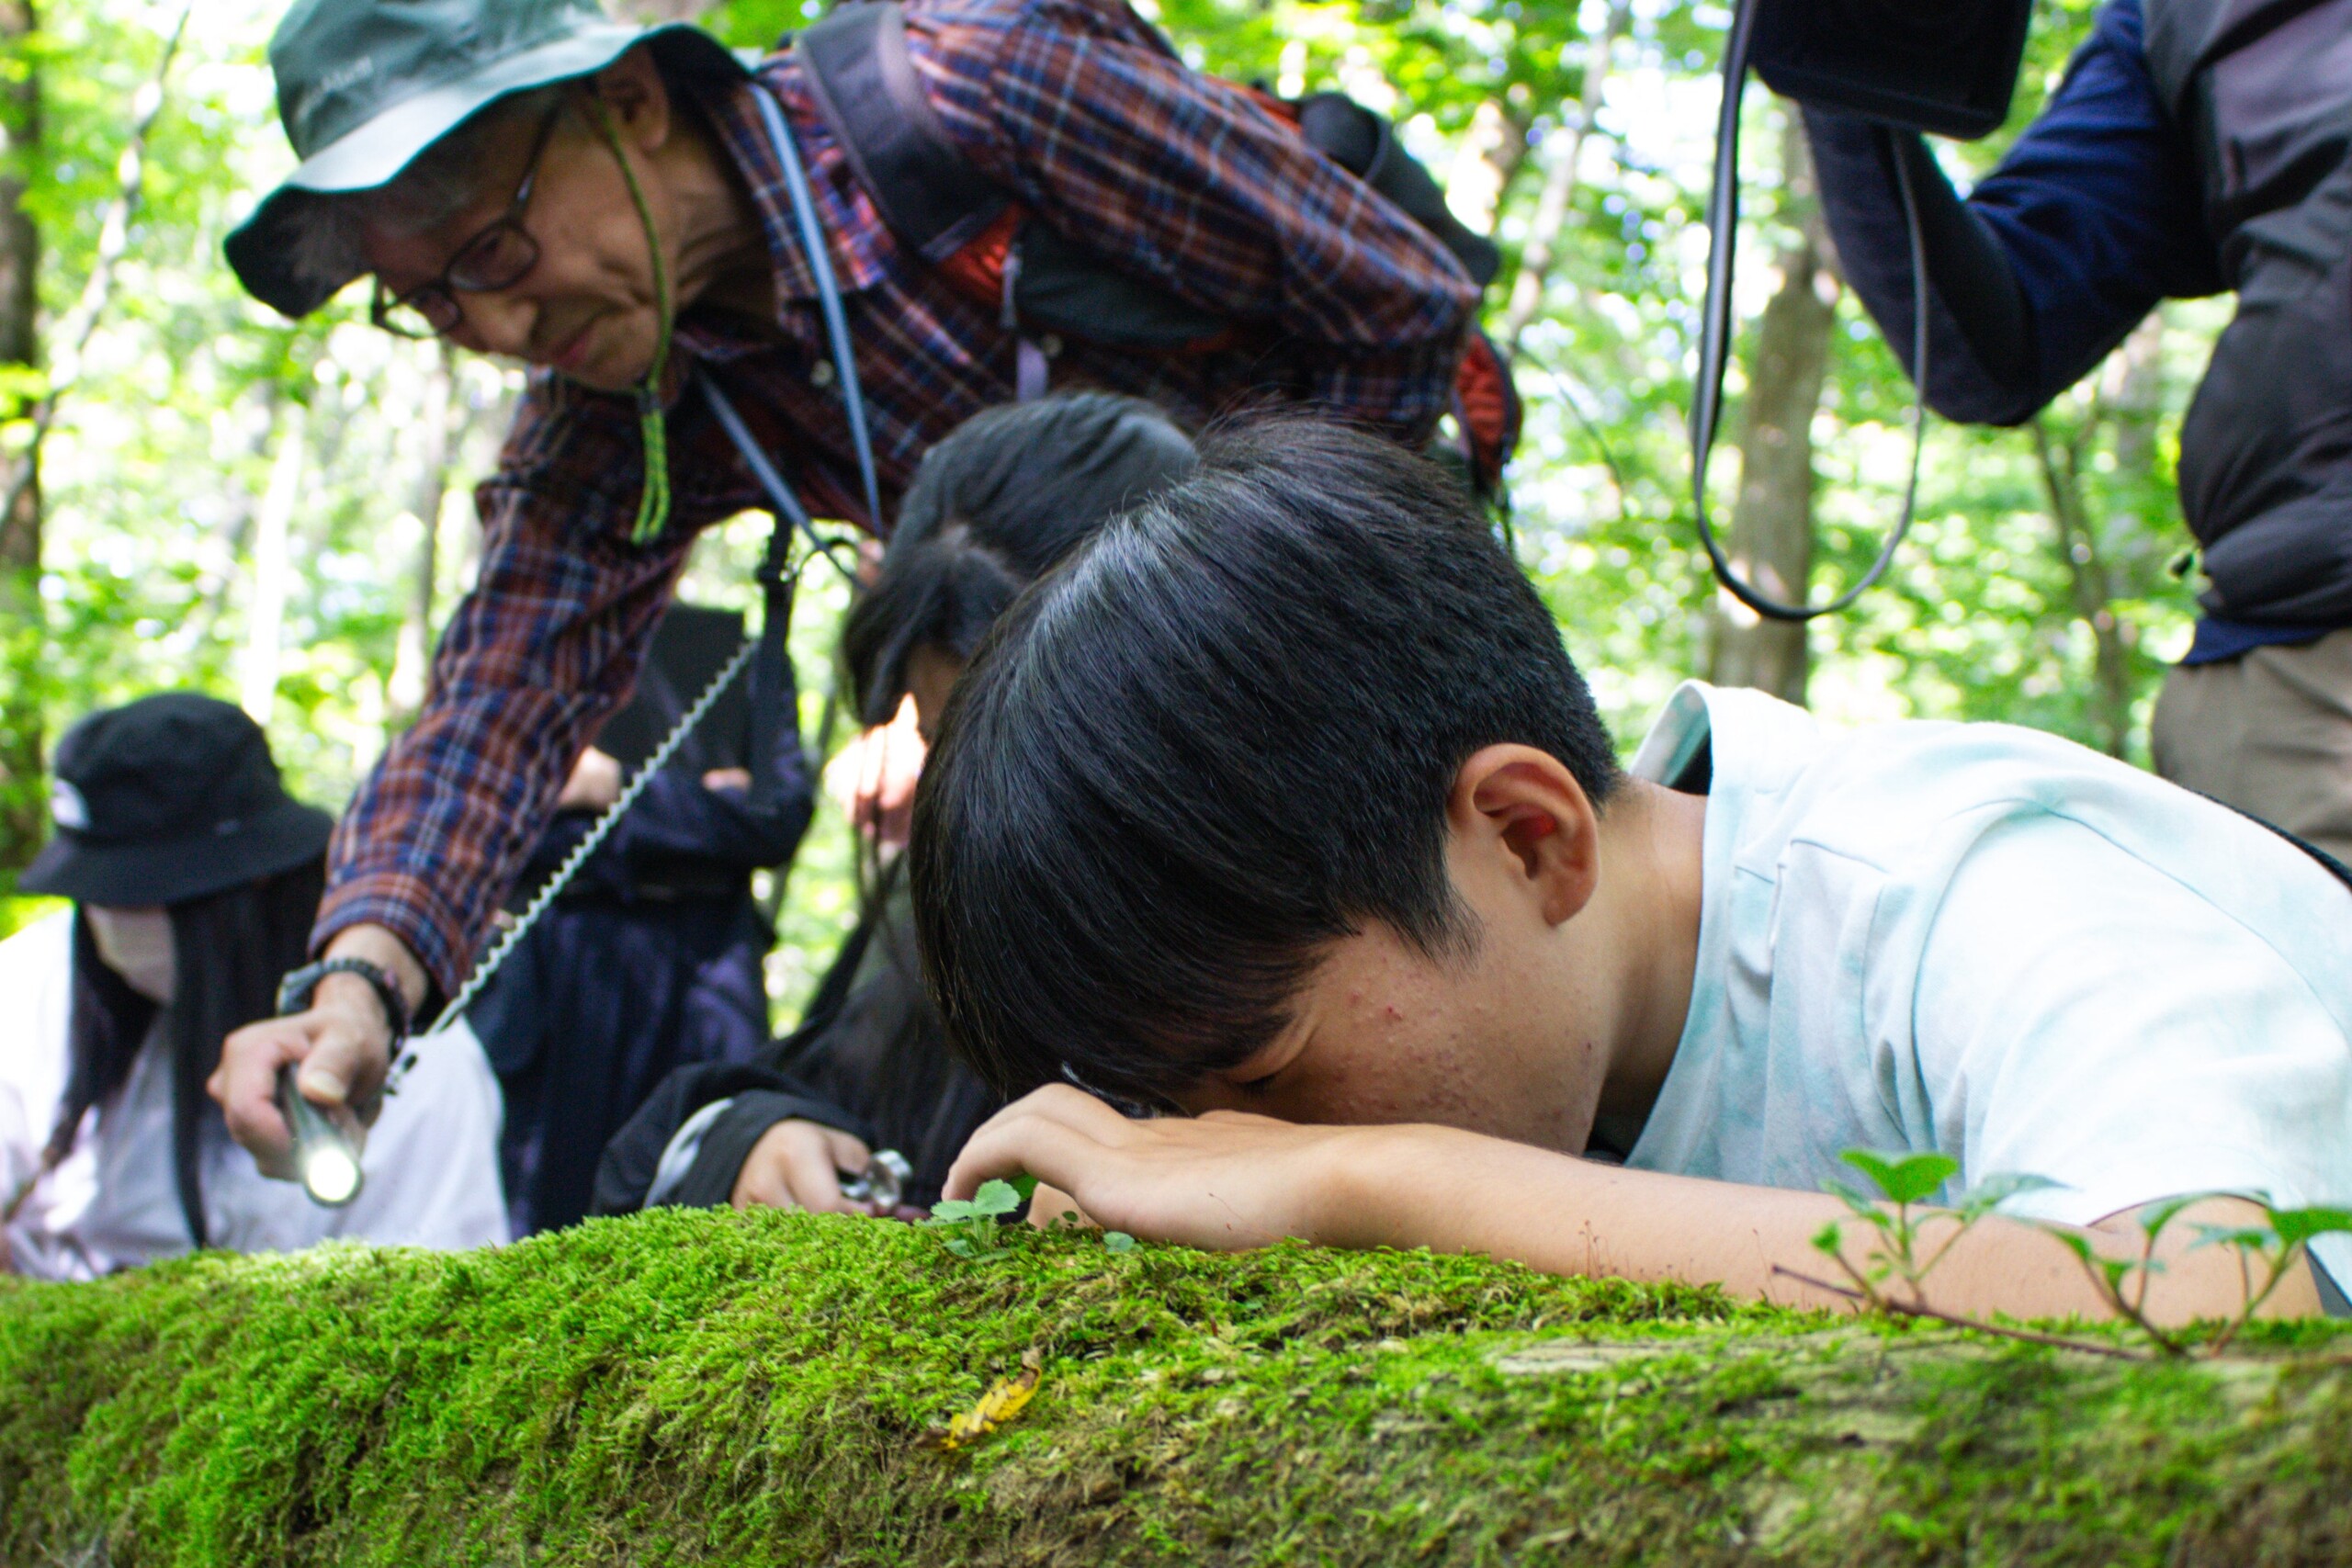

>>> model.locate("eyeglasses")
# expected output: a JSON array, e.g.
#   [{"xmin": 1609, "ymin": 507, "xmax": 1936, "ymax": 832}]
[{"xmin": 370, "ymin": 104, "xmax": 563, "ymax": 340}]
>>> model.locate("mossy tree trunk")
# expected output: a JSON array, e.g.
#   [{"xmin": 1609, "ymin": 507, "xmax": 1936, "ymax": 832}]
[
  {"xmin": 2, "ymin": 1213, "xmax": 2346, "ymax": 1567},
  {"xmin": 1708, "ymin": 121, "xmax": 1838, "ymax": 708}
]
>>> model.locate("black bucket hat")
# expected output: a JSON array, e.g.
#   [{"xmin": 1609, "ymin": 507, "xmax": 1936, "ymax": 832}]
[
  {"xmin": 226, "ymin": 0, "xmax": 745, "ymax": 320},
  {"xmin": 18, "ymin": 694, "xmax": 335, "ymax": 908}
]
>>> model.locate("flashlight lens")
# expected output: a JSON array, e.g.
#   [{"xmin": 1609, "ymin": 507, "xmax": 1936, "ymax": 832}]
[{"xmin": 303, "ymin": 1146, "xmax": 362, "ymax": 1206}]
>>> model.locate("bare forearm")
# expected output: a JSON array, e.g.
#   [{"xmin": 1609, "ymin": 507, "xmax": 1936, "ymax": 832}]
[{"xmin": 1324, "ymin": 1126, "xmax": 2319, "ymax": 1325}]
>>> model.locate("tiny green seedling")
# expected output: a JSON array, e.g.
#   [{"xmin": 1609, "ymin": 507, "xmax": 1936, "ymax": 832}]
[
  {"xmin": 923, "ymin": 1178, "xmax": 1030, "ymax": 1260},
  {"xmin": 1813, "ymin": 1151, "xmax": 2057, "ymax": 1312},
  {"xmin": 2184, "ymin": 1201, "xmax": 2352, "ymax": 1356},
  {"xmin": 922, "ymin": 1177, "xmax": 1143, "ymax": 1261}
]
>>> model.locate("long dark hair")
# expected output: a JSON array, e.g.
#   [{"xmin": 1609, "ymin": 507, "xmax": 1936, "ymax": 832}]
[
  {"xmin": 53, "ymin": 858, "xmax": 325, "ymax": 1247},
  {"xmin": 841, "ymin": 393, "xmax": 1200, "ymax": 728},
  {"xmin": 775, "ymin": 397, "xmax": 1198, "ymax": 1193}
]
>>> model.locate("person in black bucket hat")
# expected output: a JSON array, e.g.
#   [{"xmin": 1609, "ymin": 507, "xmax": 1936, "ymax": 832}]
[
  {"xmin": 207, "ymin": 0, "xmax": 1483, "ymax": 1196},
  {"xmin": 1, "ymin": 694, "xmax": 508, "ymax": 1279},
  {"xmin": 19, "ymin": 692, "xmax": 336, "ymax": 909}
]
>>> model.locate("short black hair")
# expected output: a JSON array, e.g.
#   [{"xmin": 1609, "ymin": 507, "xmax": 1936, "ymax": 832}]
[
  {"xmin": 910, "ymin": 417, "xmax": 1621, "ymax": 1105},
  {"xmin": 842, "ymin": 394, "xmax": 1198, "ymax": 725}
]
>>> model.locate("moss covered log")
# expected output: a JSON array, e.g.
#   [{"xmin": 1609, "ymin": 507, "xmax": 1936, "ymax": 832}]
[{"xmin": 3, "ymin": 1210, "xmax": 2349, "ymax": 1566}]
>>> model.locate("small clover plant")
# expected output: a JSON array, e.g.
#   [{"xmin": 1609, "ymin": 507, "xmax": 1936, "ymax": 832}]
[
  {"xmin": 923, "ymin": 1177, "xmax": 1144, "ymax": 1261},
  {"xmin": 923, "ymin": 1177, "xmax": 1034, "ymax": 1260}
]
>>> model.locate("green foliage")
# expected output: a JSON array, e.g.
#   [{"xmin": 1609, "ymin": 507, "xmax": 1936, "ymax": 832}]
[{"xmin": 1815, "ymin": 1151, "xmax": 2352, "ymax": 1361}]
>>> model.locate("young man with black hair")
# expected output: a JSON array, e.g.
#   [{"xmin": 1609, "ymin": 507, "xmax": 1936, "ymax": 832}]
[{"xmin": 915, "ymin": 419, "xmax": 2352, "ymax": 1324}]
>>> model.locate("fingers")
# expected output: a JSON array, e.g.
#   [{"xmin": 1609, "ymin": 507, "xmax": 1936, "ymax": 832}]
[
  {"xmin": 209, "ymin": 1017, "xmax": 309, "ymax": 1179},
  {"xmin": 943, "ymin": 1086, "xmax": 1126, "ymax": 1203},
  {"xmin": 730, "ymin": 1121, "xmax": 872, "ymax": 1215},
  {"xmin": 1025, "ymin": 1180, "xmax": 1086, "ymax": 1230},
  {"xmin": 820, "ymin": 1125, "xmax": 873, "ymax": 1174},
  {"xmin": 777, "ymin": 1122, "xmax": 866, "ymax": 1215},
  {"xmin": 295, "ymin": 1015, "xmax": 390, "ymax": 1127}
]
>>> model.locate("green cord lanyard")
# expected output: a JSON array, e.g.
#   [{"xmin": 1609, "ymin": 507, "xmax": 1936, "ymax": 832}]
[
  {"xmin": 593, "ymin": 88, "xmax": 883, "ymax": 547},
  {"xmin": 590, "ymin": 100, "xmax": 677, "ymax": 546}
]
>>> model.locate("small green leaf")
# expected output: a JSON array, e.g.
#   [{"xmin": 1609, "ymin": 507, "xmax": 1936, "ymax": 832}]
[
  {"xmin": 925, "ymin": 1199, "xmax": 982, "ymax": 1225},
  {"xmin": 1811, "ymin": 1220, "xmax": 1846, "ymax": 1258},
  {"xmin": 1010, "ymin": 1174, "xmax": 1041, "ymax": 1204},
  {"xmin": 970, "ymin": 1179, "xmax": 1023, "ymax": 1218},
  {"xmin": 2188, "ymin": 1222, "xmax": 2277, "ymax": 1255},
  {"xmin": 2136, "ymin": 1193, "xmax": 2208, "ymax": 1242},
  {"xmin": 1954, "ymin": 1172, "xmax": 2063, "ymax": 1219},
  {"xmin": 1821, "ymin": 1179, "xmax": 1892, "ymax": 1224},
  {"xmin": 2039, "ymin": 1226, "xmax": 2097, "ymax": 1264},
  {"xmin": 1104, "ymin": 1231, "xmax": 1136, "ymax": 1253},
  {"xmin": 2270, "ymin": 1206, "xmax": 2352, "ymax": 1247},
  {"xmin": 1839, "ymin": 1150, "xmax": 1960, "ymax": 1207}
]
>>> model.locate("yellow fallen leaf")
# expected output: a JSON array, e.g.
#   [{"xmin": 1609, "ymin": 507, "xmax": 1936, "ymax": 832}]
[{"xmin": 922, "ymin": 1349, "xmax": 1044, "ymax": 1452}]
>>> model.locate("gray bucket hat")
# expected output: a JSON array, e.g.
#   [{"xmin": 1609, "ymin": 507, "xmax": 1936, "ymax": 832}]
[{"xmin": 226, "ymin": 0, "xmax": 745, "ymax": 320}]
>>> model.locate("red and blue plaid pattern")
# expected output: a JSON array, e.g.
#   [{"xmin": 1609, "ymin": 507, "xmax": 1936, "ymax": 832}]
[{"xmin": 316, "ymin": 0, "xmax": 1479, "ymax": 997}]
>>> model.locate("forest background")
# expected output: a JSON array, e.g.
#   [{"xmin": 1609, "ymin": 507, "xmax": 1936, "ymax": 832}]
[{"xmin": 0, "ymin": 0, "xmax": 2212, "ymax": 1018}]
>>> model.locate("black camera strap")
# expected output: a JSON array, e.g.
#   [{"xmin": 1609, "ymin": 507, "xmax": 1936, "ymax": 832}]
[{"xmin": 1690, "ymin": 0, "xmax": 1931, "ymax": 623}]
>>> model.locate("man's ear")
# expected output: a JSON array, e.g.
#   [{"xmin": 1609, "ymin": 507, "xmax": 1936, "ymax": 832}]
[
  {"xmin": 1447, "ymin": 744, "xmax": 1602, "ymax": 928},
  {"xmin": 591, "ymin": 45, "xmax": 674, "ymax": 153}
]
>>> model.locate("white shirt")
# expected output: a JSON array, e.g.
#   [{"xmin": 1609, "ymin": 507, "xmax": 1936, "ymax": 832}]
[
  {"xmin": 2, "ymin": 914, "xmax": 511, "ymax": 1280},
  {"xmin": 1623, "ymin": 682, "xmax": 2352, "ymax": 1292}
]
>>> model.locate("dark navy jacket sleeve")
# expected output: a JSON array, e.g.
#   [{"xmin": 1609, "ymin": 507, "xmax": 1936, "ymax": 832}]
[{"xmin": 1805, "ymin": 0, "xmax": 2223, "ymax": 426}]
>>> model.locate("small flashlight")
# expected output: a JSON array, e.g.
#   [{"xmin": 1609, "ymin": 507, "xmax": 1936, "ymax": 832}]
[
  {"xmin": 277, "ymin": 1063, "xmax": 364, "ymax": 1208},
  {"xmin": 839, "ymin": 1149, "xmax": 911, "ymax": 1212}
]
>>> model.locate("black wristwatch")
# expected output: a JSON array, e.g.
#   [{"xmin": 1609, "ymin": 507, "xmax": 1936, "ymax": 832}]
[{"xmin": 277, "ymin": 956, "xmax": 413, "ymax": 1045}]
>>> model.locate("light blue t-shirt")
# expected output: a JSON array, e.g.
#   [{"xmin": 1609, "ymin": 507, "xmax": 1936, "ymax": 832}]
[{"xmin": 1623, "ymin": 682, "xmax": 2352, "ymax": 1297}]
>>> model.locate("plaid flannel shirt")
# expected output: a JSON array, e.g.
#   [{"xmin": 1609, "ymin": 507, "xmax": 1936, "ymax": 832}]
[{"xmin": 316, "ymin": 0, "xmax": 1481, "ymax": 998}]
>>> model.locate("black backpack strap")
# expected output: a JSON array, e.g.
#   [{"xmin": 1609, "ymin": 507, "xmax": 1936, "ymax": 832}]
[
  {"xmin": 1295, "ymin": 93, "xmax": 1500, "ymax": 287},
  {"xmin": 797, "ymin": 2, "xmax": 1008, "ymax": 264}
]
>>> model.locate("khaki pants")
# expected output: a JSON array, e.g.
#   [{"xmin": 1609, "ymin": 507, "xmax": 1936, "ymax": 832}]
[{"xmin": 2151, "ymin": 627, "xmax": 2352, "ymax": 866}]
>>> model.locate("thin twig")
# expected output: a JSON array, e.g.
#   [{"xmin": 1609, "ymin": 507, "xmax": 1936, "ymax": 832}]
[{"xmin": 1770, "ymin": 1265, "xmax": 2149, "ymax": 1360}]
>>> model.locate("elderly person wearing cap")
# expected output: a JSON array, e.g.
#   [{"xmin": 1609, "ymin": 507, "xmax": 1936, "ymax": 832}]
[
  {"xmin": 209, "ymin": 0, "xmax": 1480, "ymax": 1182},
  {"xmin": 2, "ymin": 695, "xmax": 508, "ymax": 1279}
]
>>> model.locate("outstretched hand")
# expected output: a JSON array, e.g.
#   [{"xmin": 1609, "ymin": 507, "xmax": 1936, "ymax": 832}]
[{"xmin": 942, "ymin": 1085, "xmax": 1408, "ymax": 1251}]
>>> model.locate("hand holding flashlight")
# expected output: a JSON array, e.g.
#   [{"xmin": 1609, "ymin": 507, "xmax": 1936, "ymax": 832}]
[{"xmin": 275, "ymin": 1061, "xmax": 365, "ymax": 1207}]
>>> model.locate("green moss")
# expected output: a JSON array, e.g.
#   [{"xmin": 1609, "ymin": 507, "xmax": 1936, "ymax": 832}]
[{"xmin": 2, "ymin": 1209, "xmax": 2346, "ymax": 1565}]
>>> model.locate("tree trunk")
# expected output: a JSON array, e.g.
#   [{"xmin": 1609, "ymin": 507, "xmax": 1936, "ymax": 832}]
[
  {"xmin": 6, "ymin": 1216, "xmax": 2351, "ymax": 1567},
  {"xmin": 0, "ymin": 0, "xmax": 40, "ymax": 886},
  {"xmin": 2034, "ymin": 415, "xmax": 2133, "ymax": 758},
  {"xmin": 1708, "ymin": 125, "xmax": 1838, "ymax": 706},
  {"xmin": 389, "ymin": 346, "xmax": 458, "ymax": 728},
  {"xmin": 1499, "ymin": 0, "xmax": 1628, "ymax": 353},
  {"xmin": 239, "ymin": 400, "xmax": 310, "ymax": 725}
]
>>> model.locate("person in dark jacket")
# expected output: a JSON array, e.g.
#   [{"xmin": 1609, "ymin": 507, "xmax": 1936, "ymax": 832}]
[
  {"xmin": 469, "ymin": 602, "xmax": 812, "ymax": 1235},
  {"xmin": 1802, "ymin": 0, "xmax": 2352, "ymax": 862},
  {"xmin": 593, "ymin": 392, "xmax": 1198, "ymax": 1218}
]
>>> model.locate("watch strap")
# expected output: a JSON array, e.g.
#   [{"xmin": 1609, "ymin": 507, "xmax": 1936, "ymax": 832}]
[{"xmin": 277, "ymin": 956, "xmax": 412, "ymax": 1043}]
